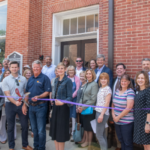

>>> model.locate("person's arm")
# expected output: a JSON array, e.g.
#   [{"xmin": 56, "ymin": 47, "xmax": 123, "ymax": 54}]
[
  {"xmin": 98, "ymin": 93, "xmax": 111, "ymax": 123},
  {"xmin": 113, "ymin": 90, "xmax": 135, "ymax": 123},
  {"xmin": 2, "ymin": 79, "xmax": 22, "ymax": 106},
  {"xmin": 145, "ymin": 88, "xmax": 150, "ymax": 133},
  {"xmin": 72, "ymin": 76, "xmax": 80, "ymax": 98}
]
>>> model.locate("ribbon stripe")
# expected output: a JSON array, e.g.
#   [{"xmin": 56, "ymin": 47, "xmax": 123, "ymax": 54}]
[{"xmin": 0, "ymin": 95, "xmax": 149, "ymax": 111}]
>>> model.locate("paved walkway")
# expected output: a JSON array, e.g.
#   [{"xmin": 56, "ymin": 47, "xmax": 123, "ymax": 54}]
[{"xmin": 1, "ymin": 124, "xmax": 116, "ymax": 150}]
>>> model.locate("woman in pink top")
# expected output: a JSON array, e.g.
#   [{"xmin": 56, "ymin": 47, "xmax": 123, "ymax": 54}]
[{"xmin": 67, "ymin": 65, "xmax": 80, "ymax": 142}]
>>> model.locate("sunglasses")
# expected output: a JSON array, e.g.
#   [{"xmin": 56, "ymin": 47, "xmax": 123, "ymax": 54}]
[
  {"xmin": 15, "ymin": 79, "xmax": 19, "ymax": 86},
  {"xmin": 63, "ymin": 60, "xmax": 68, "ymax": 62},
  {"xmin": 76, "ymin": 60, "xmax": 82, "ymax": 62}
]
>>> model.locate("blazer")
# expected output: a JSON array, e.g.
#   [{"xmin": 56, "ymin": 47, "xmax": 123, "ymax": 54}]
[
  {"xmin": 95, "ymin": 65, "xmax": 113, "ymax": 89},
  {"xmin": 68, "ymin": 75, "xmax": 80, "ymax": 98},
  {"xmin": 54, "ymin": 75, "xmax": 73, "ymax": 105},
  {"xmin": 79, "ymin": 81, "xmax": 98, "ymax": 110}
]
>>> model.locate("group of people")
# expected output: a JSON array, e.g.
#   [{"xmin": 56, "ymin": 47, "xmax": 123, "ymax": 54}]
[{"xmin": 0, "ymin": 55, "xmax": 149, "ymax": 150}]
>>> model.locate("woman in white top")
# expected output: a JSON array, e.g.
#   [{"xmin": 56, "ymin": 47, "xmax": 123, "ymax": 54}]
[
  {"xmin": 95, "ymin": 72, "xmax": 112, "ymax": 150},
  {"xmin": 0, "ymin": 70, "xmax": 17, "ymax": 144}
]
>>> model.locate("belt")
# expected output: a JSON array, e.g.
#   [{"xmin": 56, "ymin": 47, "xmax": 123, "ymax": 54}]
[{"xmin": 29, "ymin": 101, "xmax": 46, "ymax": 106}]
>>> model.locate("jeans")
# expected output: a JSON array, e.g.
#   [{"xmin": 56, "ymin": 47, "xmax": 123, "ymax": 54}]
[
  {"xmin": 29, "ymin": 103, "xmax": 48, "ymax": 150},
  {"xmin": 96, "ymin": 111, "xmax": 109, "ymax": 150},
  {"xmin": 5, "ymin": 102, "xmax": 28, "ymax": 149},
  {"xmin": 115, "ymin": 122, "xmax": 134, "ymax": 150}
]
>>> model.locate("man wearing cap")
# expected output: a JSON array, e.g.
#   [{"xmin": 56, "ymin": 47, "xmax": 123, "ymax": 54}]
[
  {"xmin": 23, "ymin": 65, "xmax": 31, "ymax": 71},
  {"xmin": 42, "ymin": 56, "xmax": 56, "ymax": 81},
  {"xmin": 2, "ymin": 58, "xmax": 9, "ymax": 73},
  {"xmin": 2, "ymin": 61, "xmax": 32, "ymax": 150}
]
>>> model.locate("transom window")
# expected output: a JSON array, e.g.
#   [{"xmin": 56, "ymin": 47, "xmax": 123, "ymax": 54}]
[{"xmin": 63, "ymin": 14, "xmax": 98, "ymax": 35}]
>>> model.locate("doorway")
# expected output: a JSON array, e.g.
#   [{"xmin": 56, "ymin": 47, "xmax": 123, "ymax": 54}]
[{"xmin": 61, "ymin": 39, "xmax": 97, "ymax": 68}]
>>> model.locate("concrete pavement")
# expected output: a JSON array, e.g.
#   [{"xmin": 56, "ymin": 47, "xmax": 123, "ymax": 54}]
[{"xmin": 0, "ymin": 124, "xmax": 116, "ymax": 150}]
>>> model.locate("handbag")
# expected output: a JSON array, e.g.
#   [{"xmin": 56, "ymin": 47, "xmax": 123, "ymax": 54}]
[
  {"xmin": 73, "ymin": 113, "xmax": 84, "ymax": 142},
  {"xmin": 80, "ymin": 83, "xmax": 93, "ymax": 115},
  {"xmin": 81, "ymin": 106, "xmax": 93, "ymax": 115}
]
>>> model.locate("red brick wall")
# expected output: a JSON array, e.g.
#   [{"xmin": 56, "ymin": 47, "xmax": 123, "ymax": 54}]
[
  {"xmin": 4, "ymin": 0, "xmax": 150, "ymax": 77},
  {"xmin": 114, "ymin": 0, "xmax": 150, "ymax": 78}
]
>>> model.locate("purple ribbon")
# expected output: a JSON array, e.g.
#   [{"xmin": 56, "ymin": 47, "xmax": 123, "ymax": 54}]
[{"xmin": 0, "ymin": 95, "xmax": 150, "ymax": 111}]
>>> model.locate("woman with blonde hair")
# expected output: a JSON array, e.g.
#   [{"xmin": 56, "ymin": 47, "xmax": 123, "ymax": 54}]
[
  {"xmin": 50, "ymin": 62, "xmax": 72, "ymax": 150},
  {"xmin": 23, "ymin": 69, "xmax": 32, "ymax": 81},
  {"xmin": 77, "ymin": 69, "xmax": 98, "ymax": 149},
  {"xmin": 95, "ymin": 73, "xmax": 112, "ymax": 150},
  {"xmin": 67, "ymin": 65, "xmax": 80, "ymax": 141}
]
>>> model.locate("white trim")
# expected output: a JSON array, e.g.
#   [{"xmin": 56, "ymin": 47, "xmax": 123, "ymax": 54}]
[
  {"xmin": 7, "ymin": 51, "xmax": 23, "ymax": 75},
  {"xmin": 0, "ymin": 0, "xmax": 7, "ymax": 7},
  {"xmin": 52, "ymin": 5, "xmax": 99, "ymax": 65}
]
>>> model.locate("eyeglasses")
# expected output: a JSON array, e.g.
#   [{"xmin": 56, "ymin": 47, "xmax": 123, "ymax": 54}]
[
  {"xmin": 76, "ymin": 60, "xmax": 82, "ymax": 62},
  {"xmin": 15, "ymin": 79, "xmax": 19, "ymax": 86},
  {"xmin": 63, "ymin": 60, "xmax": 68, "ymax": 62}
]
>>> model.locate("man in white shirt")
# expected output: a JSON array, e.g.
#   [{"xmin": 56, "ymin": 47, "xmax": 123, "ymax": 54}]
[
  {"xmin": 142, "ymin": 58, "xmax": 150, "ymax": 82},
  {"xmin": 75, "ymin": 57, "xmax": 86, "ymax": 77},
  {"xmin": 42, "ymin": 56, "xmax": 56, "ymax": 81}
]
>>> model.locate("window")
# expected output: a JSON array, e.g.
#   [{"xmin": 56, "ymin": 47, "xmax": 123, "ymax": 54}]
[
  {"xmin": 0, "ymin": 2, "xmax": 7, "ymax": 62},
  {"xmin": 63, "ymin": 14, "xmax": 98, "ymax": 35}
]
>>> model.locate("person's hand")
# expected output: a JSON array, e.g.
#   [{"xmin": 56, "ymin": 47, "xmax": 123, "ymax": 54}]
[
  {"xmin": 113, "ymin": 116, "xmax": 120, "ymax": 123},
  {"xmin": 3, "ymin": 104, "xmax": 5, "ymax": 107},
  {"xmin": 78, "ymin": 107, "xmax": 83, "ymax": 113},
  {"xmin": 22, "ymin": 104, "xmax": 28, "ymax": 115},
  {"xmin": 97, "ymin": 114, "xmax": 103, "ymax": 123},
  {"xmin": 50, "ymin": 101, "xmax": 54, "ymax": 106},
  {"xmin": 31, "ymin": 96, "xmax": 39, "ymax": 102},
  {"xmin": 145, "ymin": 124, "xmax": 150, "ymax": 134},
  {"xmin": 55, "ymin": 100, "xmax": 64, "ymax": 106},
  {"xmin": 15, "ymin": 101, "xmax": 22, "ymax": 106}
]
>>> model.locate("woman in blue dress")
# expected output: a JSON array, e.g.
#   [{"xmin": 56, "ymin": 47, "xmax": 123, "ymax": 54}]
[{"xmin": 67, "ymin": 65, "xmax": 80, "ymax": 142}]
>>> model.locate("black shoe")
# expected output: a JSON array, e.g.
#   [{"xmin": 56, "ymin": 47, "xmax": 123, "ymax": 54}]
[{"xmin": 33, "ymin": 148, "xmax": 38, "ymax": 150}]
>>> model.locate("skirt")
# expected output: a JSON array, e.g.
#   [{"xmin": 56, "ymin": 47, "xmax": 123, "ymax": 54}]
[
  {"xmin": 82, "ymin": 110, "xmax": 95, "ymax": 131},
  {"xmin": 49, "ymin": 103, "xmax": 70, "ymax": 142}
]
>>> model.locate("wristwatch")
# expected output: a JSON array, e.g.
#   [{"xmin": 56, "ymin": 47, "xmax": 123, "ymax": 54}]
[{"xmin": 145, "ymin": 121, "xmax": 150, "ymax": 125}]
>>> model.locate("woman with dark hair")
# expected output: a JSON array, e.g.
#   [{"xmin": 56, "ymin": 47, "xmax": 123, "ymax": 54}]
[
  {"xmin": 62, "ymin": 57, "xmax": 70, "ymax": 70},
  {"xmin": 134, "ymin": 71, "xmax": 150, "ymax": 150},
  {"xmin": 112, "ymin": 74, "xmax": 135, "ymax": 150},
  {"xmin": 89, "ymin": 59, "xmax": 97, "ymax": 70}
]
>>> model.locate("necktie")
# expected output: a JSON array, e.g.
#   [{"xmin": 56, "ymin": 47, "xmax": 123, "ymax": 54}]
[{"xmin": 115, "ymin": 78, "xmax": 121, "ymax": 91}]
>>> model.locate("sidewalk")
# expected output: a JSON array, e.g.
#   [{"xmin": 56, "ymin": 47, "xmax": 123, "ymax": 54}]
[{"xmin": 1, "ymin": 124, "xmax": 116, "ymax": 150}]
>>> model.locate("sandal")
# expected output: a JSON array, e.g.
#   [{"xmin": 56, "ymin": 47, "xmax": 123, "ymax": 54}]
[{"xmin": 0, "ymin": 140, "xmax": 7, "ymax": 144}]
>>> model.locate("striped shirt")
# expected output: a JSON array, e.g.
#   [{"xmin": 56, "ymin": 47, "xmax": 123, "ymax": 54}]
[{"xmin": 113, "ymin": 88, "xmax": 135, "ymax": 125}]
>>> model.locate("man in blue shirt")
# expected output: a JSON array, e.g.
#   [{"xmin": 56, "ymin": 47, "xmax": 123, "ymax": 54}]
[
  {"xmin": 42, "ymin": 56, "xmax": 56, "ymax": 81},
  {"xmin": 95, "ymin": 54, "xmax": 113, "ymax": 88},
  {"xmin": 23, "ymin": 60, "xmax": 51, "ymax": 150}
]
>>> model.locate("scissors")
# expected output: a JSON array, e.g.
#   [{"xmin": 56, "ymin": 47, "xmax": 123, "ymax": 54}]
[{"xmin": 15, "ymin": 88, "xmax": 30, "ymax": 107}]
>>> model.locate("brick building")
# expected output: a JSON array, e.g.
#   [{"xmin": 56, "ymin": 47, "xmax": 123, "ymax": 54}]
[{"xmin": 0, "ymin": 0, "xmax": 150, "ymax": 77}]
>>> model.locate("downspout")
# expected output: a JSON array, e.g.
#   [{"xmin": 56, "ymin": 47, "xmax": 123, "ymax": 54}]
[{"xmin": 108, "ymin": 0, "xmax": 114, "ymax": 71}]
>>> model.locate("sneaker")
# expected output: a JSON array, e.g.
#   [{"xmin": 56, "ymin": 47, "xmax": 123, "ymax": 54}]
[{"xmin": 70, "ymin": 135, "xmax": 74, "ymax": 142}]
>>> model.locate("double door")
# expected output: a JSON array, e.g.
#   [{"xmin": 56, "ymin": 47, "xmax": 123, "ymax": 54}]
[{"xmin": 61, "ymin": 39, "xmax": 97, "ymax": 67}]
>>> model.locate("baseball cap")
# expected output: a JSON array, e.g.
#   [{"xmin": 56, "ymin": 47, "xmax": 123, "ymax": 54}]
[{"xmin": 23, "ymin": 65, "xmax": 30, "ymax": 69}]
